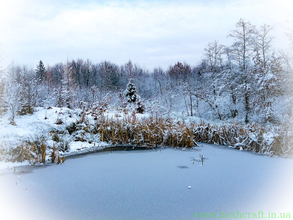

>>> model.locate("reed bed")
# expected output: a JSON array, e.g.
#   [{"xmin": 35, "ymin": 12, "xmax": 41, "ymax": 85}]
[
  {"xmin": 94, "ymin": 115, "xmax": 196, "ymax": 149},
  {"xmin": 5, "ymin": 110, "xmax": 292, "ymax": 164},
  {"xmin": 5, "ymin": 139, "xmax": 66, "ymax": 164},
  {"xmin": 93, "ymin": 113, "xmax": 292, "ymax": 156}
]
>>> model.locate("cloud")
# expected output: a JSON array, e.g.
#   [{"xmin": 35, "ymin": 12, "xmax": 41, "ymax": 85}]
[{"xmin": 0, "ymin": 0, "xmax": 292, "ymax": 70}]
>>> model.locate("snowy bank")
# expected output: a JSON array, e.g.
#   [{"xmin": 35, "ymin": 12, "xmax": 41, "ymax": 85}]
[{"xmin": 0, "ymin": 106, "xmax": 292, "ymax": 168}]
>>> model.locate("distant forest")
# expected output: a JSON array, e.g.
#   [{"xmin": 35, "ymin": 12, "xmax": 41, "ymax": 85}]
[{"xmin": 1, "ymin": 18, "xmax": 293, "ymax": 126}]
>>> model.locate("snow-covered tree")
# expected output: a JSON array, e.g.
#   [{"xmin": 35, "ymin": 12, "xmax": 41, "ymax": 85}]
[
  {"xmin": 202, "ymin": 41, "xmax": 225, "ymax": 120},
  {"xmin": 228, "ymin": 18, "xmax": 257, "ymax": 123},
  {"xmin": 5, "ymin": 77, "xmax": 21, "ymax": 125},
  {"xmin": 124, "ymin": 78, "xmax": 140, "ymax": 103},
  {"xmin": 222, "ymin": 46, "xmax": 239, "ymax": 118},
  {"xmin": 252, "ymin": 24, "xmax": 283, "ymax": 123},
  {"xmin": 125, "ymin": 60, "xmax": 134, "ymax": 78},
  {"xmin": 6, "ymin": 65, "xmax": 36, "ymax": 116},
  {"xmin": 54, "ymin": 61, "xmax": 76, "ymax": 109},
  {"xmin": 99, "ymin": 61, "xmax": 120, "ymax": 90},
  {"xmin": 167, "ymin": 62, "xmax": 191, "ymax": 84},
  {"xmin": 0, "ymin": 54, "xmax": 6, "ymax": 115},
  {"xmin": 18, "ymin": 79, "xmax": 35, "ymax": 115},
  {"xmin": 278, "ymin": 26, "xmax": 293, "ymax": 122},
  {"xmin": 283, "ymin": 25, "xmax": 293, "ymax": 72},
  {"xmin": 35, "ymin": 60, "xmax": 46, "ymax": 83},
  {"xmin": 0, "ymin": 79, "xmax": 5, "ymax": 115}
]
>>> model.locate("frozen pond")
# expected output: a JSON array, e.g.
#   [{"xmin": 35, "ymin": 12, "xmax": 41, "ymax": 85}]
[{"xmin": 0, "ymin": 144, "xmax": 293, "ymax": 220}]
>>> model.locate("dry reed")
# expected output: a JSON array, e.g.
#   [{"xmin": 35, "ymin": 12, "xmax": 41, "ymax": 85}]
[{"xmin": 93, "ymin": 113, "xmax": 292, "ymax": 155}]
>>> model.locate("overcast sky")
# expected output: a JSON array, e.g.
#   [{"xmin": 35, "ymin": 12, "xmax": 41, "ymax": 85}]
[{"xmin": 0, "ymin": 0, "xmax": 292, "ymax": 71}]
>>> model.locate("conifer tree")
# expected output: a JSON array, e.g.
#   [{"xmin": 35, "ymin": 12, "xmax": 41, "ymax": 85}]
[
  {"xmin": 36, "ymin": 60, "xmax": 46, "ymax": 83},
  {"xmin": 123, "ymin": 78, "xmax": 145, "ymax": 113},
  {"xmin": 124, "ymin": 78, "xmax": 140, "ymax": 103}
]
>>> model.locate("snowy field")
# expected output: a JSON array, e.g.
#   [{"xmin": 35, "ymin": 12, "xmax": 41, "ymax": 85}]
[{"xmin": 0, "ymin": 144, "xmax": 292, "ymax": 220}]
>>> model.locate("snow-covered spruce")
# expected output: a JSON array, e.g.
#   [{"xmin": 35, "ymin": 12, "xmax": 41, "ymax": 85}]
[
  {"xmin": 124, "ymin": 78, "xmax": 140, "ymax": 104},
  {"xmin": 123, "ymin": 78, "xmax": 145, "ymax": 114}
]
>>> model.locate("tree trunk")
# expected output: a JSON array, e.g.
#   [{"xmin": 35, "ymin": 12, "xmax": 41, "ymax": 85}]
[
  {"xmin": 245, "ymin": 91, "xmax": 249, "ymax": 124},
  {"xmin": 189, "ymin": 92, "xmax": 193, "ymax": 116}
]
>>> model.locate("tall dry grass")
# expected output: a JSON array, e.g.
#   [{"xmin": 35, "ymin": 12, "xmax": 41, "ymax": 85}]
[
  {"xmin": 5, "ymin": 110, "xmax": 292, "ymax": 164},
  {"xmin": 94, "ymin": 115, "xmax": 196, "ymax": 149},
  {"xmin": 93, "ymin": 113, "xmax": 292, "ymax": 156}
]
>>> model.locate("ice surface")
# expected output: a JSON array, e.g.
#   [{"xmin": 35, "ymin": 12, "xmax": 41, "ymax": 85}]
[{"xmin": 0, "ymin": 144, "xmax": 292, "ymax": 220}]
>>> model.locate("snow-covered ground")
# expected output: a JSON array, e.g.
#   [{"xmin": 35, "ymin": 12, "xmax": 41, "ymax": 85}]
[
  {"xmin": 0, "ymin": 144, "xmax": 292, "ymax": 220},
  {"xmin": 0, "ymin": 106, "xmax": 153, "ymax": 168},
  {"xmin": 0, "ymin": 107, "xmax": 112, "ymax": 166},
  {"xmin": 0, "ymin": 105, "xmax": 202, "ymax": 168}
]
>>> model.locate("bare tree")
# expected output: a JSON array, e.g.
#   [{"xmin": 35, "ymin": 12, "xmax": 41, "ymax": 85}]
[
  {"xmin": 99, "ymin": 61, "xmax": 120, "ymax": 90},
  {"xmin": 252, "ymin": 24, "xmax": 283, "ymax": 122},
  {"xmin": 0, "ymin": 46, "xmax": 6, "ymax": 115},
  {"xmin": 203, "ymin": 41, "xmax": 225, "ymax": 120},
  {"xmin": 167, "ymin": 62, "xmax": 191, "ymax": 85},
  {"xmin": 279, "ymin": 24, "xmax": 293, "ymax": 73},
  {"xmin": 228, "ymin": 18, "xmax": 257, "ymax": 123},
  {"xmin": 125, "ymin": 60, "xmax": 134, "ymax": 78},
  {"xmin": 222, "ymin": 46, "xmax": 239, "ymax": 118},
  {"xmin": 254, "ymin": 24, "xmax": 274, "ymax": 69},
  {"xmin": 278, "ymin": 25, "xmax": 293, "ymax": 122}
]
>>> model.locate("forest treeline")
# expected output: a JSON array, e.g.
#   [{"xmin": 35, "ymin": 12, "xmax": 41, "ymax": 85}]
[{"xmin": 0, "ymin": 18, "xmax": 293, "ymax": 127}]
